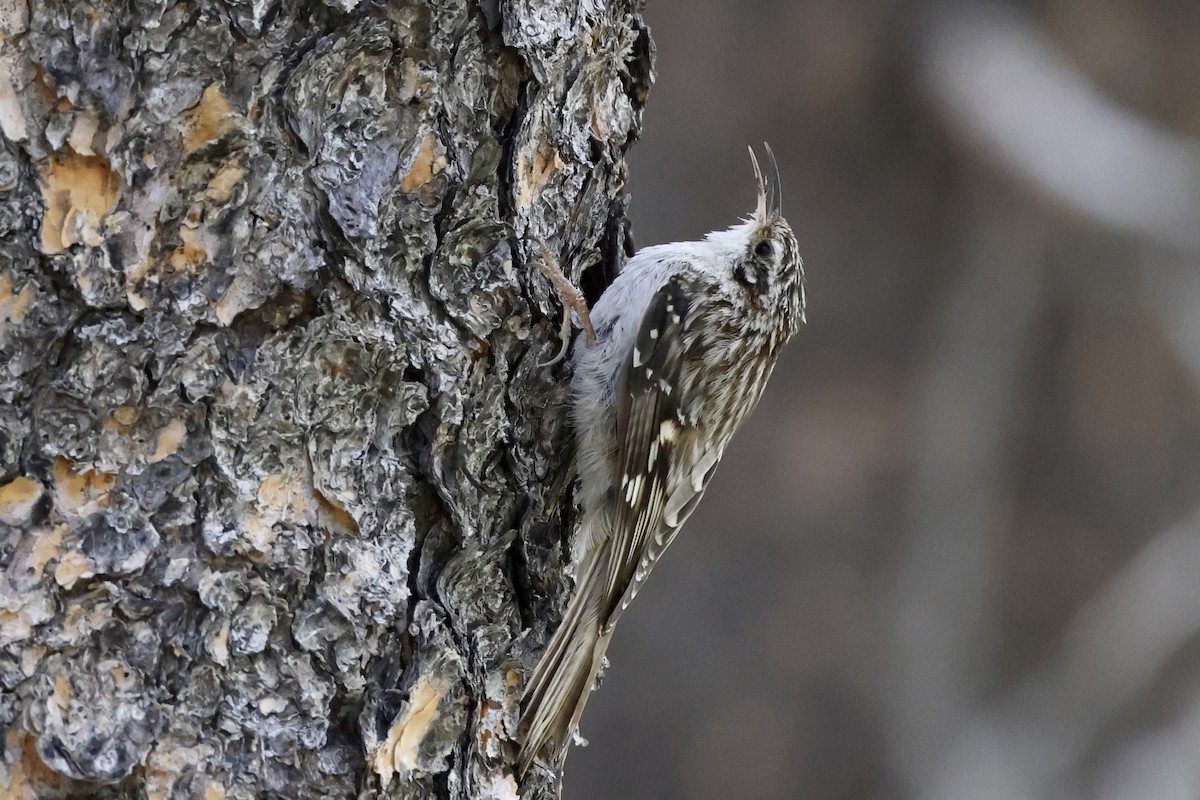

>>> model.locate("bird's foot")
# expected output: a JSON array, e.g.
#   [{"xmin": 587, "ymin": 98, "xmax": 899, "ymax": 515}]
[{"xmin": 537, "ymin": 244, "xmax": 596, "ymax": 367}]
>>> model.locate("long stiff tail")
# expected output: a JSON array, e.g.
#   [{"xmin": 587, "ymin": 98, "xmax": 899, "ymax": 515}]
[{"xmin": 518, "ymin": 551, "xmax": 613, "ymax": 776}]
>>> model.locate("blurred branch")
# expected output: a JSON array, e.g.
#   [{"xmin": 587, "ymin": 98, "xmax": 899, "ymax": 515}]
[
  {"xmin": 920, "ymin": 2, "xmax": 1200, "ymax": 251},
  {"xmin": 1141, "ymin": 258, "xmax": 1200, "ymax": 390},
  {"xmin": 1094, "ymin": 694, "xmax": 1200, "ymax": 800},
  {"xmin": 922, "ymin": 506, "xmax": 1200, "ymax": 800},
  {"xmin": 889, "ymin": 185, "xmax": 1048, "ymax": 796},
  {"xmin": 899, "ymin": 10, "xmax": 1200, "ymax": 798}
]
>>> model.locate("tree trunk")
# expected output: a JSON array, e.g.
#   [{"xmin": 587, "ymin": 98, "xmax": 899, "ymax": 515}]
[{"xmin": 0, "ymin": 1, "xmax": 652, "ymax": 798}]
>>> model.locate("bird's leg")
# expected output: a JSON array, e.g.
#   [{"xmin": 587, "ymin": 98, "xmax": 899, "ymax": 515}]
[{"xmin": 537, "ymin": 244, "xmax": 597, "ymax": 367}]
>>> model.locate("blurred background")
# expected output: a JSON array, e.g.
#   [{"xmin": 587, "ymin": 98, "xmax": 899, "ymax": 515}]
[{"xmin": 569, "ymin": 0, "xmax": 1200, "ymax": 798}]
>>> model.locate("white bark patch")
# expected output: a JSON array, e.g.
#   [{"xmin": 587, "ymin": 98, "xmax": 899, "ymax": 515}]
[{"xmin": 0, "ymin": 54, "xmax": 27, "ymax": 142}]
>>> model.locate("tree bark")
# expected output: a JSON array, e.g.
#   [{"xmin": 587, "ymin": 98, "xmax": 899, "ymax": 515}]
[{"xmin": 0, "ymin": 1, "xmax": 651, "ymax": 798}]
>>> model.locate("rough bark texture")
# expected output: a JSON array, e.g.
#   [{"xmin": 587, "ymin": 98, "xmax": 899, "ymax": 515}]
[{"xmin": 0, "ymin": 1, "xmax": 652, "ymax": 797}]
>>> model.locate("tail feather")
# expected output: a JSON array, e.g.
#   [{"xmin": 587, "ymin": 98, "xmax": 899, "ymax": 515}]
[{"xmin": 518, "ymin": 551, "xmax": 613, "ymax": 776}]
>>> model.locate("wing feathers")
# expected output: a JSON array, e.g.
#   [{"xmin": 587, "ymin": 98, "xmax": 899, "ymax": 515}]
[
  {"xmin": 603, "ymin": 277, "xmax": 701, "ymax": 630},
  {"xmin": 520, "ymin": 273, "xmax": 730, "ymax": 772}
]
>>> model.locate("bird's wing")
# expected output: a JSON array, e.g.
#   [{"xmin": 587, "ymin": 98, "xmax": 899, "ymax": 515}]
[{"xmin": 601, "ymin": 273, "xmax": 719, "ymax": 631}]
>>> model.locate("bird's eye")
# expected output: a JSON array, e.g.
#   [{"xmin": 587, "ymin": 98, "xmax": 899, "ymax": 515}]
[{"xmin": 754, "ymin": 240, "xmax": 774, "ymax": 259}]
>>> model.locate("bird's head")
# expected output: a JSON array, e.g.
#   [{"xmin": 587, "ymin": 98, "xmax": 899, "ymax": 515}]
[{"xmin": 706, "ymin": 144, "xmax": 806, "ymax": 334}]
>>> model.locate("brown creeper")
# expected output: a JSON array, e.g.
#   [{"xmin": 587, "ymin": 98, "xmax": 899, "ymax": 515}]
[{"xmin": 518, "ymin": 145, "xmax": 806, "ymax": 775}]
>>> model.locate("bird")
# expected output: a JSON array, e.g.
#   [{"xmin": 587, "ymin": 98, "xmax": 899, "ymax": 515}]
[{"xmin": 518, "ymin": 144, "xmax": 806, "ymax": 776}]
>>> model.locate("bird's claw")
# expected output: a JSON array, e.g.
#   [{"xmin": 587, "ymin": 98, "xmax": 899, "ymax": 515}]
[{"xmin": 536, "ymin": 244, "xmax": 596, "ymax": 368}]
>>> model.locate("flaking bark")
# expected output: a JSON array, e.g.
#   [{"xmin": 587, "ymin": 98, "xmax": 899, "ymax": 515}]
[{"xmin": 0, "ymin": 1, "xmax": 652, "ymax": 798}]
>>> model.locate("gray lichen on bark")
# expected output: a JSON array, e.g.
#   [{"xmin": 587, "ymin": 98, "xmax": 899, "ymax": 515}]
[{"xmin": 0, "ymin": 0, "xmax": 652, "ymax": 798}]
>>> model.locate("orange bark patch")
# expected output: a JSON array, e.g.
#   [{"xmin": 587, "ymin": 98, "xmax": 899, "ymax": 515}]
[
  {"xmin": 52, "ymin": 457, "xmax": 115, "ymax": 517},
  {"xmin": 208, "ymin": 620, "xmax": 229, "ymax": 666},
  {"xmin": 243, "ymin": 469, "xmax": 317, "ymax": 554},
  {"xmin": 315, "ymin": 488, "xmax": 359, "ymax": 536},
  {"xmin": 204, "ymin": 162, "xmax": 247, "ymax": 204},
  {"xmin": 183, "ymin": 84, "xmax": 234, "ymax": 154},
  {"xmin": 400, "ymin": 137, "xmax": 444, "ymax": 192},
  {"xmin": 53, "ymin": 550, "xmax": 93, "ymax": 589},
  {"xmin": 51, "ymin": 673, "xmax": 70, "ymax": 710},
  {"xmin": 142, "ymin": 741, "xmax": 219, "ymax": 800},
  {"xmin": 0, "ymin": 476, "xmax": 43, "ymax": 525},
  {"xmin": 0, "ymin": 273, "xmax": 35, "ymax": 329},
  {"xmin": 148, "ymin": 418, "xmax": 187, "ymax": 463},
  {"xmin": 516, "ymin": 144, "xmax": 562, "ymax": 209},
  {"xmin": 212, "ymin": 272, "xmax": 255, "ymax": 327},
  {"xmin": 373, "ymin": 674, "xmax": 449, "ymax": 787},
  {"xmin": 38, "ymin": 152, "xmax": 122, "ymax": 254},
  {"xmin": 169, "ymin": 226, "xmax": 211, "ymax": 275},
  {"xmin": 5, "ymin": 728, "xmax": 66, "ymax": 799},
  {"xmin": 107, "ymin": 405, "xmax": 139, "ymax": 430},
  {"xmin": 14, "ymin": 526, "xmax": 65, "ymax": 583}
]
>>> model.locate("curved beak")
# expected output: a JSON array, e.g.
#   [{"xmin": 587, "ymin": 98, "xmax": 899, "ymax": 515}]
[
  {"xmin": 748, "ymin": 143, "xmax": 783, "ymax": 223},
  {"xmin": 764, "ymin": 142, "xmax": 783, "ymax": 219}
]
